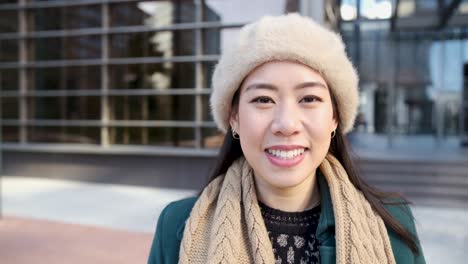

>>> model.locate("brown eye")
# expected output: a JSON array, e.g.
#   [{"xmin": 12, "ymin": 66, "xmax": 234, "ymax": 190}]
[
  {"xmin": 300, "ymin": 96, "xmax": 321, "ymax": 103},
  {"xmin": 251, "ymin": 96, "xmax": 274, "ymax": 104}
]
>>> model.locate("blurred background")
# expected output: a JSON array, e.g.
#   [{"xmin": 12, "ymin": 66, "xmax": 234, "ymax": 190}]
[{"xmin": 0, "ymin": 0, "xmax": 467, "ymax": 263}]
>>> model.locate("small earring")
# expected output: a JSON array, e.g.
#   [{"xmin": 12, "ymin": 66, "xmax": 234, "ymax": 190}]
[
  {"xmin": 331, "ymin": 130, "xmax": 336, "ymax": 138},
  {"xmin": 232, "ymin": 129, "xmax": 240, "ymax": 139}
]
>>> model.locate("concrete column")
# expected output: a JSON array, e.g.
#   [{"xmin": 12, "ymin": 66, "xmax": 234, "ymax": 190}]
[
  {"xmin": 194, "ymin": 0, "xmax": 203, "ymax": 148},
  {"xmin": 101, "ymin": 3, "xmax": 110, "ymax": 147},
  {"xmin": 361, "ymin": 83, "xmax": 376, "ymax": 133},
  {"xmin": 19, "ymin": 0, "xmax": 27, "ymax": 144},
  {"xmin": 387, "ymin": 37, "xmax": 399, "ymax": 148}
]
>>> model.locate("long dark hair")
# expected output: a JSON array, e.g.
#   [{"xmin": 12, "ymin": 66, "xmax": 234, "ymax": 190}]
[{"xmin": 205, "ymin": 89, "xmax": 420, "ymax": 255}]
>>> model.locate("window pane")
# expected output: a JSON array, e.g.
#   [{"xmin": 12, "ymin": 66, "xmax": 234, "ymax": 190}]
[
  {"xmin": 31, "ymin": 67, "xmax": 63, "ymax": 90},
  {"xmin": 201, "ymin": 94, "xmax": 211, "ymax": 121},
  {"xmin": 30, "ymin": 36, "xmax": 101, "ymax": 61},
  {"xmin": 202, "ymin": 127, "xmax": 223, "ymax": 148},
  {"xmin": 110, "ymin": 30, "xmax": 195, "ymax": 58},
  {"xmin": 109, "ymin": 95, "xmax": 194, "ymax": 121},
  {"xmin": 465, "ymin": 60, "xmax": 468, "ymax": 101},
  {"xmin": 202, "ymin": 28, "xmax": 247, "ymax": 57},
  {"xmin": 30, "ymin": 37, "xmax": 62, "ymax": 61},
  {"xmin": 1, "ymin": 97, "xmax": 19, "ymax": 119},
  {"xmin": 27, "ymin": 8, "xmax": 62, "ymax": 31},
  {"xmin": 204, "ymin": 0, "xmax": 299, "ymax": 23},
  {"xmin": 456, "ymin": 1, "xmax": 468, "ymax": 15},
  {"xmin": 110, "ymin": 2, "xmax": 152, "ymax": 27},
  {"xmin": 109, "ymin": 31, "xmax": 187, "ymax": 58},
  {"xmin": 397, "ymin": 0, "xmax": 416, "ymax": 18},
  {"xmin": 416, "ymin": 0, "xmax": 437, "ymax": 12},
  {"xmin": 202, "ymin": 28, "xmax": 223, "ymax": 55},
  {"xmin": 202, "ymin": 61, "xmax": 216, "ymax": 88},
  {"xmin": 359, "ymin": 39, "xmax": 377, "ymax": 81},
  {"xmin": 110, "ymin": 127, "xmax": 195, "ymax": 147},
  {"xmin": 64, "ymin": 126, "xmax": 100, "ymax": 144},
  {"xmin": 110, "ymin": 1, "xmax": 196, "ymax": 27},
  {"xmin": 2, "ymin": 126, "xmax": 19, "ymax": 142},
  {"xmin": 30, "ymin": 66, "xmax": 100, "ymax": 90},
  {"xmin": 0, "ymin": 11, "xmax": 18, "ymax": 33},
  {"xmin": 171, "ymin": 30, "xmax": 196, "ymax": 56},
  {"xmin": 109, "ymin": 62, "xmax": 195, "ymax": 89},
  {"xmin": 28, "ymin": 126, "xmax": 100, "ymax": 144},
  {"xmin": 464, "ymin": 56, "xmax": 468, "ymax": 101},
  {"xmin": 27, "ymin": 5, "xmax": 101, "ymax": 31},
  {"xmin": 28, "ymin": 97, "xmax": 100, "ymax": 120},
  {"xmin": 64, "ymin": 5, "xmax": 102, "ymax": 29},
  {"xmin": 0, "ymin": 39, "xmax": 19, "ymax": 62},
  {"xmin": 0, "ymin": 69, "xmax": 19, "ymax": 91},
  {"xmin": 66, "ymin": 36, "xmax": 101, "ymax": 60},
  {"xmin": 465, "ymin": 108, "xmax": 468, "ymax": 134},
  {"xmin": 66, "ymin": 66, "xmax": 101, "ymax": 90}
]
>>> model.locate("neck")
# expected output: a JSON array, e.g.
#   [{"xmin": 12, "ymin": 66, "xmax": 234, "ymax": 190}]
[{"xmin": 255, "ymin": 170, "xmax": 321, "ymax": 212}]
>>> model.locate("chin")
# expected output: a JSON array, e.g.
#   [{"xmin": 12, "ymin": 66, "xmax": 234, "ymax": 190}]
[
  {"xmin": 264, "ymin": 170, "xmax": 311, "ymax": 189},
  {"xmin": 270, "ymin": 180, "xmax": 306, "ymax": 189}
]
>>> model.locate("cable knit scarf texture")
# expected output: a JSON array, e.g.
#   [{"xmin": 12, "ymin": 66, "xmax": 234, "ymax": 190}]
[{"xmin": 179, "ymin": 154, "xmax": 396, "ymax": 264}]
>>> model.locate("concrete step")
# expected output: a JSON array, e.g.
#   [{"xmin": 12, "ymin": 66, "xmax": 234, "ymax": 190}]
[
  {"xmin": 357, "ymin": 158, "xmax": 468, "ymax": 208},
  {"xmin": 365, "ymin": 173, "xmax": 468, "ymax": 186},
  {"xmin": 368, "ymin": 182, "xmax": 468, "ymax": 197},
  {"xmin": 361, "ymin": 163, "xmax": 468, "ymax": 177}
]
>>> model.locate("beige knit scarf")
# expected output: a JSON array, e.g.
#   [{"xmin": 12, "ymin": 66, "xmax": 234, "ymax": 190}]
[{"xmin": 179, "ymin": 153, "xmax": 396, "ymax": 264}]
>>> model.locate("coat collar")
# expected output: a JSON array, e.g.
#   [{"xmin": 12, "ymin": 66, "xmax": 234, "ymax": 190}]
[
  {"xmin": 316, "ymin": 170, "xmax": 336, "ymax": 242},
  {"xmin": 177, "ymin": 222, "xmax": 185, "ymax": 240}
]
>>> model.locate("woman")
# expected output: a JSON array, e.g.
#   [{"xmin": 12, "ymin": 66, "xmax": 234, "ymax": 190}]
[{"xmin": 148, "ymin": 13, "xmax": 425, "ymax": 264}]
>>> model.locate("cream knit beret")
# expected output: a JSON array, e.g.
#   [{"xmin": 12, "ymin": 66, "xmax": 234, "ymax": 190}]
[{"xmin": 210, "ymin": 13, "xmax": 359, "ymax": 134}]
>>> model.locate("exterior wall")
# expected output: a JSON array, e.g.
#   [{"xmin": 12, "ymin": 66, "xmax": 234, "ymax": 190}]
[{"xmin": 2, "ymin": 150, "xmax": 215, "ymax": 189}]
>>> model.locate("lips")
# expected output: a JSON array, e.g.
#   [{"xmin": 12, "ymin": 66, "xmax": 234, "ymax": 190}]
[
  {"xmin": 266, "ymin": 148, "xmax": 306, "ymax": 159},
  {"xmin": 264, "ymin": 146, "xmax": 308, "ymax": 168}
]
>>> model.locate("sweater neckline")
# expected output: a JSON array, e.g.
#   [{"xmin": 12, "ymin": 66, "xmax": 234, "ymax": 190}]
[{"xmin": 258, "ymin": 201, "xmax": 321, "ymax": 234}]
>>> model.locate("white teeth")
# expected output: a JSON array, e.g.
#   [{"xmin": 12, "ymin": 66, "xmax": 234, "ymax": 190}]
[{"xmin": 267, "ymin": 148, "xmax": 305, "ymax": 159}]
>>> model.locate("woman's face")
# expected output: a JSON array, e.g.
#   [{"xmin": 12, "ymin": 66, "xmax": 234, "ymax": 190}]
[{"xmin": 230, "ymin": 61, "xmax": 338, "ymax": 190}]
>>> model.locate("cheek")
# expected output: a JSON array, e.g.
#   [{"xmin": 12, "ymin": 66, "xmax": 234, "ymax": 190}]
[
  {"xmin": 238, "ymin": 105, "xmax": 271, "ymax": 134},
  {"xmin": 304, "ymin": 109, "xmax": 335, "ymax": 136}
]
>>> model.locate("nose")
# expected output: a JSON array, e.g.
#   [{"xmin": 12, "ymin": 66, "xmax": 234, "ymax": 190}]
[{"xmin": 270, "ymin": 101, "xmax": 301, "ymax": 137}]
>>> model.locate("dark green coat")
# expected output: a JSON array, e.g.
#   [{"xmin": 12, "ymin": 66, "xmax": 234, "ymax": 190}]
[{"xmin": 148, "ymin": 173, "xmax": 426, "ymax": 264}]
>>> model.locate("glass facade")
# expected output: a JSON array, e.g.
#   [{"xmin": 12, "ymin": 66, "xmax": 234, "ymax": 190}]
[
  {"xmin": 464, "ymin": 64, "xmax": 468, "ymax": 143},
  {"xmin": 340, "ymin": 0, "xmax": 468, "ymax": 138},
  {"xmin": 0, "ymin": 0, "xmax": 299, "ymax": 151}
]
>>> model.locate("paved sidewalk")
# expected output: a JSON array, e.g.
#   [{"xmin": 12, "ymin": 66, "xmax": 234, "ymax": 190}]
[
  {"xmin": 1, "ymin": 176, "xmax": 467, "ymax": 264},
  {"xmin": 0, "ymin": 216, "xmax": 153, "ymax": 264},
  {"xmin": 1, "ymin": 176, "xmax": 195, "ymax": 264},
  {"xmin": 1, "ymin": 176, "xmax": 195, "ymax": 233},
  {"xmin": 412, "ymin": 205, "xmax": 467, "ymax": 263}
]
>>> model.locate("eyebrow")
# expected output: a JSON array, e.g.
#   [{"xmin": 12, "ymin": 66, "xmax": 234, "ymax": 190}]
[{"xmin": 244, "ymin": 81, "xmax": 327, "ymax": 92}]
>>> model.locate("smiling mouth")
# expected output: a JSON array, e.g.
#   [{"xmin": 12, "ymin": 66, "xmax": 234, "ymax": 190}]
[{"xmin": 265, "ymin": 148, "xmax": 309, "ymax": 160}]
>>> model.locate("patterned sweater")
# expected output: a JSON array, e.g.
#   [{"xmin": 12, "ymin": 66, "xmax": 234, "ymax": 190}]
[{"xmin": 259, "ymin": 201, "xmax": 321, "ymax": 264}]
